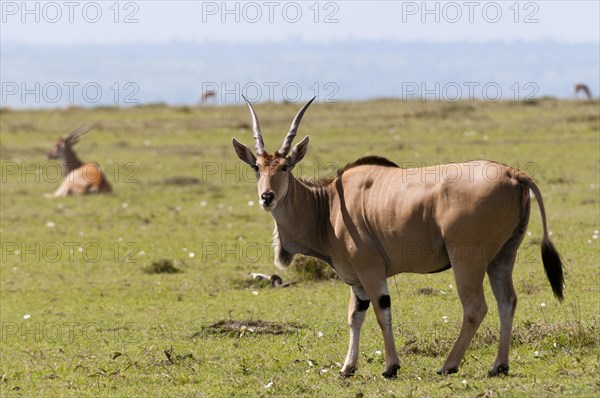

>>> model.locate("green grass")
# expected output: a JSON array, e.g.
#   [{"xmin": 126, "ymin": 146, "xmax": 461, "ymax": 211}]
[{"xmin": 1, "ymin": 99, "xmax": 599, "ymax": 397}]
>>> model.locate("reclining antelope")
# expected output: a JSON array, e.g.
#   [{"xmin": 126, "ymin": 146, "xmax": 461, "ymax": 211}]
[
  {"xmin": 232, "ymin": 98, "xmax": 564, "ymax": 378},
  {"xmin": 46, "ymin": 127, "xmax": 112, "ymax": 197}
]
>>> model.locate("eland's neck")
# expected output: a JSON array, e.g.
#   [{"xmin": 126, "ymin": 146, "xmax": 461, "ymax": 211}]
[
  {"xmin": 271, "ymin": 175, "xmax": 331, "ymax": 261},
  {"xmin": 62, "ymin": 145, "xmax": 84, "ymax": 175}
]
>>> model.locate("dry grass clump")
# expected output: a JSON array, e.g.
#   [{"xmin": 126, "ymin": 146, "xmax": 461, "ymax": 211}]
[
  {"xmin": 290, "ymin": 255, "xmax": 338, "ymax": 281},
  {"xmin": 143, "ymin": 259, "xmax": 182, "ymax": 274}
]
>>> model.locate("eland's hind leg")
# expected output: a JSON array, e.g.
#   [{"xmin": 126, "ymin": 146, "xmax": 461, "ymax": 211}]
[
  {"xmin": 488, "ymin": 197, "xmax": 529, "ymax": 376},
  {"xmin": 487, "ymin": 232, "xmax": 526, "ymax": 376},
  {"xmin": 438, "ymin": 257, "xmax": 488, "ymax": 375},
  {"xmin": 487, "ymin": 255, "xmax": 517, "ymax": 376}
]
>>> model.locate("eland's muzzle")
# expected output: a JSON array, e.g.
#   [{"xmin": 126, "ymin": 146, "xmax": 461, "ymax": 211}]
[{"xmin": 261, "ymin": 191, "xmax": 275, "ymax": 206}]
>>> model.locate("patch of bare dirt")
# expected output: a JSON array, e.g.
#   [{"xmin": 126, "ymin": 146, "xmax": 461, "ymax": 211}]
[{"xmin": 194, "ymin": 319, "xmax": 302, "ymax": 338}]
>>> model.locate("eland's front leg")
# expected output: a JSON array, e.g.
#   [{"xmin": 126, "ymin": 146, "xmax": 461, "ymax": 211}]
[
  {"xmin": 359, "ymin": 275, "xmax": 400, "ymax": 378},
  {"xmin": 340, "ymin": 286, "xmax": 370, "ymax": 377},
  {"xmin": 373, "ymin": 291, "xmax": 400, "ymax": 378}
]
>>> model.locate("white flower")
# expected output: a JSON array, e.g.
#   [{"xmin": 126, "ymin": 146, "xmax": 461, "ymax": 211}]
[
  {"xmin": 320, "ymin": 368, "xmax": 328, "ymax": 374},
  {"xmin": 248, "ymin": 201, "xmax": 255, "ymax": 206},
  {"xmin": 252, "ymin": 291, "xmax": 258, "ymax": 296},
  {"xmin": 264, "ymin": 381, "xmax": 273, "ymax": 389},
  {"xmin": 462, "ymin": 379, "xmax": 467, "ymax": 385},
  {"xmin": 540, "ymin": 303, "xmax": 546, "ymax": 307},
  {"xmin": 46, "ymin": 221, "xmax": 55, "ymax": 228},
  {"xmin": 593, "ymin": 235, "xmax": 598, "ymax": 239},
  {"xmin": 448, "ymin": 284, "xmax": 453, "ymax": 289},
  {"xmin": 375, "ymin": 350, "xmax": 382, "ymax": 355},
  {"xmin": 121, "ymin": 202, "xmax": 128, "ymax": 209},
  {"xmin": 188, "ymin": 252, "xmax": 195, "ymax": 258},
  {"xmin": 23, "ymin": 314, "xmax": 31, "ymax": 319},
  {"xmin": 317, "ymin": 331, "xmax": 323, "ymax": 338},
  {"xmin": 200, "ymin": 201, "xmax": 207, "ymax": 207}
]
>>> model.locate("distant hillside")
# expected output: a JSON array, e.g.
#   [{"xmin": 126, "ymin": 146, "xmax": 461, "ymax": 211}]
[{"xmin": 1, "ymin": 40, "xmax": 598, "ymax": 108}]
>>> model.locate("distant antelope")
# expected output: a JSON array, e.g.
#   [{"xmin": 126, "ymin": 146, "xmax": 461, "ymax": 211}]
[
  {"xmin": 200, "ymin": 90, "xmax": 217, "ymax": 104},
  {"xmin": 46, "ymin": 127, "xmax": 112, "ymax": 197},
  {"xmin": 232, "ymin": 98, "xmax": 564, "ymax": 378},
  {"xmin": 574, "ymin": 83, "xmax": 592, "ymax": 100}
]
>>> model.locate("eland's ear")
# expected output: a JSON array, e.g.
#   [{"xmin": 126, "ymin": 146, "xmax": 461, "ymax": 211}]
[
  {"xmin": 232, "ymin": 138, "xmax": 257, "ymax": 167},
  {"xmin": 288, "ymin": 136, "xmax": 309, "ymax": 166}
]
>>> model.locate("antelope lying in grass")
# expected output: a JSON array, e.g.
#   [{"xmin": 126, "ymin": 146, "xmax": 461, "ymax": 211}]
[
  {"xmin": 232, "ymin": 98, "xmax": 564, "ymax": 378},
  {"xmin": 46, "ymin": 127, "xmax": 112, "ymax": 197}
]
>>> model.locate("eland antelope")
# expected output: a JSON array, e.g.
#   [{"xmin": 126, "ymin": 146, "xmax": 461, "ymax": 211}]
[
  {"xmin": 232, "ymin": 98, "xmax": 564, "ymax": 378},
  {"xmin": 200, "ymin": 89, "xmax": 217, "ymax": 104},
  {"xmin": 46, "ymin": 127, "xmax": 112, "ymax": 197},
  {"xmin": 574, "ymin": 83, "xmax": 592, "ymax": 100}
]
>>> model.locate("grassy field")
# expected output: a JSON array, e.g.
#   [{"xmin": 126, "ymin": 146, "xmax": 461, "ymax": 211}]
[{"xmin": 1, "ymin": 98, "xmax": 599, "ymax": 397}]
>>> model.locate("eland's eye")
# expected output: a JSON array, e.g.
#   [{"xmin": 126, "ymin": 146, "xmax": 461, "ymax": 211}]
[
  {"xmin": 281, "ymin": 165, "xmax": 289, "ymax": 172},
  {"xmin": 251, "ymin": 165, "xmax": 259, "ymax": 172}
]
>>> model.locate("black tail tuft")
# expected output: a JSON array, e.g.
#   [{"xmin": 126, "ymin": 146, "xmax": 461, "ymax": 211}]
[{"xmin": 541, "ymin": 238, "xmax": 564, "ymax": 301}]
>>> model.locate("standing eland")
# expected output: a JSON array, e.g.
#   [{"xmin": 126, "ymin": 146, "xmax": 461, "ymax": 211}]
[
  {"xmin": 46, "ymin": 127, "xmax": 112, "ymax": 197},
  {"xmin": 232, "ymin": 97, "xmax": 564, "ymax": 378}
]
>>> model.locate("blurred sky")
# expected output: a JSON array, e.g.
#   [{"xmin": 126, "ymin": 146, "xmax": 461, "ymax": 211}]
[
  {"xmin": 2, "ymin": 1, "xmax": 598, "ymax": 107},
  {"xmin": 1, "ymin": 1, "xmax": 598, "ymax": 44}
]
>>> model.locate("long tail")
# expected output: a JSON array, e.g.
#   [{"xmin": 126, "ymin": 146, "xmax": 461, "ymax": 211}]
[{"xmin": 518, "ymin": 175, "xmax": 565, "ymax": 301}]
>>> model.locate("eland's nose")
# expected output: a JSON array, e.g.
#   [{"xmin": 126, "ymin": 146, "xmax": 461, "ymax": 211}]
[{"xmin": 261, "ymin": 192, "xmax": 275, "ymax": 205}]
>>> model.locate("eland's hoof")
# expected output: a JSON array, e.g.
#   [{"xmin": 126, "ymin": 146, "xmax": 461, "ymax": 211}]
[
  {"xmin": 488, "ymin": 364, "xmax": 509, "ymax": 377},
  {"xmin": 436, "ymin": 367, "xmax": 458, "ymax": 375},
  {"xmin": 381, "ymin": 364, "xmax": 400, "ymax": 379},
  {"xmin": 339, "ymin": 365, "xmax": 356, "ymax": 378}
]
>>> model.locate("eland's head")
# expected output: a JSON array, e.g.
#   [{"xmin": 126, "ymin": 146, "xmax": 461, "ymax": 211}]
[
  {"xmin": 232, "ymin": 96, "xmax": 315, "ymax": 211},
  {"xmin": 47, "ymin": 126, "xmax": 91, "ymax": 160}
]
